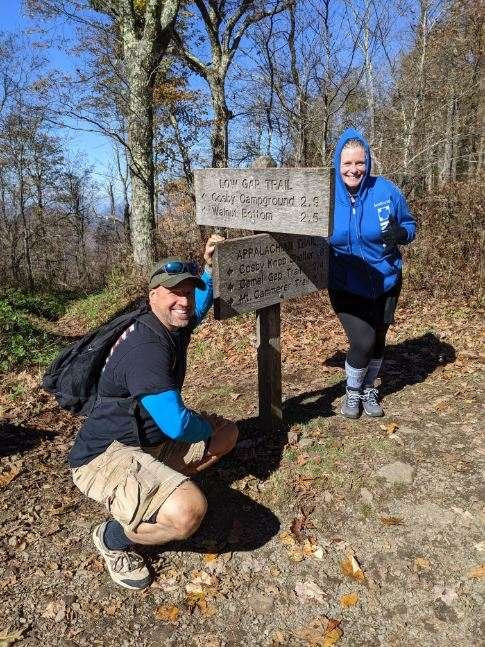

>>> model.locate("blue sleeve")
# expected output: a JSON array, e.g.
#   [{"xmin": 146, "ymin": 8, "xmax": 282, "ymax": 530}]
[
  {"xmin": 395, "ymin": 190, "xmax": 416, "ymax": 244},
  {"xmin": 194, "ymin": 269, "xmax": 213, "ymax": 325},
  {"xmin": 138, "ymin": 389, "xmax": 213, "ymax": 443}
]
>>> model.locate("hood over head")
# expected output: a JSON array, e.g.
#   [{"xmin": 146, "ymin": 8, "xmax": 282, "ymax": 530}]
[{"xmin": 333, "ymin": 128, "xmax": 371, "ymax": 202}]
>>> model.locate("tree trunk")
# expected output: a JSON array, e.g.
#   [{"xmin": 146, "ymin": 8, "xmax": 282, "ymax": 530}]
[
  {"xmin": 18, "ymin": 151, "xmax": 34, "ymax": 290},
  {"xmin": 168, "ymin": 108, "xmax": 194, "ymax": 200},
  {"xmin": 208, "ymin": 75, "xmax": 229, "ymax": 168},
  {"xmin": 440, "ymin": 98, "xmax": 454, "ymax": 187},
  {"xmin": 125, "ymin": 58, "xmax": 156, "ymax": 269}
]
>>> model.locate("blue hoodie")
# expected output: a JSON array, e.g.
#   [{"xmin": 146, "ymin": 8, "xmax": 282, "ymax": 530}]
[{"xmin": 329, "ymin": 128, "xmax": 416, "ymax": 298}]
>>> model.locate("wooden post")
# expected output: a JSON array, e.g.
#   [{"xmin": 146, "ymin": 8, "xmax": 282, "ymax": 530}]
[
  {"xmin": 256, "ymin": 303, "xmax": 282, "ymax": 430},
  {"xmin": 251, "ymin": 156, "xmax": 282, "ymax": 430}
]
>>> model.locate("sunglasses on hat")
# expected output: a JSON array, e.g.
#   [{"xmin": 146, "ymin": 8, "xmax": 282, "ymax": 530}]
[{"xmin": 151, "ymin": 261, "xmax": 200, "ymax": 281}]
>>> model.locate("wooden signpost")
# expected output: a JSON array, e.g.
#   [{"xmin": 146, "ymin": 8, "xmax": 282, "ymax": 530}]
[
  {"xmin": 212, "ymin": 233, "xmax": 328, "ymax": 319},
  {"xmin": 195, "ymin": 163, "xmax": 333, "ymax": 431},
  {"xmin": 194, "ymin": 167, "xmax": 332, "ymax": 237}
]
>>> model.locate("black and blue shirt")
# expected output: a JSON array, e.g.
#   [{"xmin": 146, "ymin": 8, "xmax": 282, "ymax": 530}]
[{"xmin": 68, "ymin": 271, "xmax": 213, "ymax": 467}]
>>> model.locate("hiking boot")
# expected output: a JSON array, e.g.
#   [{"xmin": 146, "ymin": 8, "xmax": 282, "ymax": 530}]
[
  {"xmin": 92, "ymin": 522, "xmax": 152, "ymax": 590},
  {"xmin": 361, "ymin": 387, "xmax": 384, "ymax": 417},
  {"xmin": 341, "ymin": 388, "xmax": 361, "ymax": 419}
]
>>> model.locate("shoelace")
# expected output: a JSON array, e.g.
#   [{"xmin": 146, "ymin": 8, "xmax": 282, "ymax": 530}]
[
  {"xmin": 112, "ymin": 550, "xmax": 145, "ymax": 574},
  {"xmin": 363, "ymin": 388, "xmax": 379, "ymax": 405},
  {"xmin": 346, "ymin": 390, "xmax": 360, "ymax": 407}
]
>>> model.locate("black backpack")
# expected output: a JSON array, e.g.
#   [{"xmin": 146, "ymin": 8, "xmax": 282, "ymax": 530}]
[{"xmin": 42, "ymin": 302, "xmax": 170, "ymax": 416}]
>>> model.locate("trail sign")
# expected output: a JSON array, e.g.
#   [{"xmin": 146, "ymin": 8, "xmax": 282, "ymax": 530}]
[
  {"xmin": 213, "ymin": 233, "xmax": 329, "ymax": 320},
  {"xmin": 195, "ymin": 167, "xmax": 332, "ymax": 237},
  {"xmin": 196, "ymin": 158, "xmax": 332, "ymax": 432}
]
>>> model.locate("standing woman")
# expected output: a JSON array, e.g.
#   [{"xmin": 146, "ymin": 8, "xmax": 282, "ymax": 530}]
[{"xmin": 328, "ymin": 128, "xmax": 416, "ymax": 418}]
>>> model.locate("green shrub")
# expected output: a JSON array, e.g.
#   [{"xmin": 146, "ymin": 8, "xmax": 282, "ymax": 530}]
[
  {"xmin": 0, "ymin": 298, "xmax": 62, "ymax": 373},
  {"xmin": 0, "ymin": 288, "xmax": 72, "ymax": 320}
]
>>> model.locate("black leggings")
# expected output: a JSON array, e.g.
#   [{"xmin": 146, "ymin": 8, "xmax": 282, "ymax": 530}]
[
  {"xmin": 329, "ymin": 279, "xmax": 402, "ymax": 369},
  {"xmin": 336, "ymin": 314, "xmax": 389, "ymax": 368}
]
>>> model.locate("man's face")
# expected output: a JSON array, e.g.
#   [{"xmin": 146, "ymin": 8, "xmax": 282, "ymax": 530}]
[
  {"xmin": 149, "ymin": 279, "xmax": 195, "ymax": 330},
  {"xmin": 340, "ymin": 146, "xmax": 366, "ymax": 190}
]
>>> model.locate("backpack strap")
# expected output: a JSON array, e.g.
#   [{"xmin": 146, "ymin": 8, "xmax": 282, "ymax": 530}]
[{"xmin": 135, "ymin": 311, "xmax": 177, "ymax": 372}]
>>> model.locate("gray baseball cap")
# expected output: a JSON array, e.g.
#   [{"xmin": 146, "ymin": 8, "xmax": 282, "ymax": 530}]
[{"xmin": 149, "ymin": 257, "xmax": 204, "ymax": 290}]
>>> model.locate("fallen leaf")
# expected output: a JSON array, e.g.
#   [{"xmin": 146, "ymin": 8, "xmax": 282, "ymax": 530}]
[
  {"xmin": 202, "ymin": 553, "xmax": 218, "ymax": 563},
  {"xmin": 313, "ymin": 546, "xmax": 324, "ymax": 560},
  {"xmin": 287, "ymin": 545, "xmax": 305, "ymax": 562},
  {"xmin": 380, "ymin": 516, "xmax": 404, "ymax": 526},
  {"xmin": 340, "ymin": 592, "xmax": 358, "ymax": 607},
  {"xmin": 414, "ymin": 557, "xmax": 431, "ymax": 571},
  {"xmin": 0, "ymin": 627, "xmax": 25, "ymax": 647},
  {"xmin": 432, "ymin": 585, "xmax": 458, "ymax": 606},
  {"xmin": 104, "ymin": 600, "xmax": 122, "ymax": 616},
  {"xmin": 193, "ymin": 635, "xmax": 220, "ymax": 647},
  {"xmin": 468, "ymin": 564, "xmax": 485, "ymax": 579},
  {"xmin": 341, "ymin": 555, "xmax": 365, "ymax": 582},
  {"xmin": 380, "ymin": 422, "xmax": 399, "ymax": 436},
  {"xmin": 197, "ymin": 598, "xmax": 216, "ymax": 617},
  {"xmin": 0, "ymin": 466, "xmax": 21, "ymax": 488},
  {"xmin": 154, "ymin": 604, "xmax": 180, "ymax": 623},
  {"xmin": 186, "ymin": 583, "xmax": 205, "ymax": 597},
  {"xmin": 323, "ymin": 619, "xmax": 343, "ymax": 647},
  {"xmin": 270, "ymin": 629, "xmax": 286, "ymax": 645},
  {"xmin": 190, "ymin": 570, "xmax": 215, "ymax": 587},
  {"xmin": 280, "ymin": 531, "xmax": 296, "ymax": 546},
  {"xmin": 302, "ymin": 539, "xmax": 318, "ymax": 556},
  {"xmin": 298, "ymin": 618, "xmax": 343, "ymax": 647},
  {"xmin": 230, "ymin": 392, "xmax": 241, "ymax": 401},
  {"xmin": 297, "ymin": 452, "xmax": 309, "ymax": 466},
  {"xmin": 42, "ymin": 600, "xmax": 66, "ymax": 622},
  {"xmin": 294, "ymin": 579, "xmax": 326, "ymax": 604},
  {"xmin": 290, "ymin": 515, "xmax": 304, "ymax": 537}
]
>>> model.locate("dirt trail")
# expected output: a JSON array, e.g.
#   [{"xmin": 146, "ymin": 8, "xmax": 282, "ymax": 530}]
[{"xmin": 0, "ymin": 294, "xmax": 483, "ymax": 646}]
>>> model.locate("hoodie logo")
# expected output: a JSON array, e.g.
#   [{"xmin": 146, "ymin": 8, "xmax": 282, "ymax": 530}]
[{"xmin": 376, "ymin": 202, "xmax": 391, "ymax": 247}]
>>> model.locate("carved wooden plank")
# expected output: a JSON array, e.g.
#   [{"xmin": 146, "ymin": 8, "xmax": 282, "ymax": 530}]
[
  {"xmin": 213, "ymin": 233, "xmax": 329, "ymax": 320},
  {"xmin": 195, "ymin": 167, "xmax": 332, "ymax": 237}
]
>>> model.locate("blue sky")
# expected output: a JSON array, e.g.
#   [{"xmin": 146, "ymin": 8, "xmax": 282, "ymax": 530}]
[{"xmin": 1, "ymin": 0, "xmax": 116, "ymax": 186}]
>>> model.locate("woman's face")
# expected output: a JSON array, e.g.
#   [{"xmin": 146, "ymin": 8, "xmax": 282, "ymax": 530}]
[{"xmin": 340, "ymin": 146, "xmax": 366, "ymax": 190}]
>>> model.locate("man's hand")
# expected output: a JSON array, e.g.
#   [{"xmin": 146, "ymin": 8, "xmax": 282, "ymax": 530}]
[
  {"xmin": 203, "ymin": 234, "xmax": 225, "ymax": 267},
  {"xmin": 381, "ymin": 216, "xmax": 407, "ymax": 248},
  {"xmin": 201, "ymin": 412, "xmax": 238, "ymax": 459}
]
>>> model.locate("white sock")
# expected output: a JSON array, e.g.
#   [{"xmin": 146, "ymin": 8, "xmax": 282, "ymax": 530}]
[
  {"xmin": 363, "ymin": 358, "xmax": 383, "ymax": 388},
  {"xmin": 345, "ymin": 361, "xmax": 367, "ymax": 391}
]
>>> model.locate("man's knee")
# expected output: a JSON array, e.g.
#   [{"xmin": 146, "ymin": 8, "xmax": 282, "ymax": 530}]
[
  {"xmin": 157, "ymin": 482, "xmax": 207, "ymax": 540},
  {"xmin": 209, "ymin": 420, "xmax": 239, "ymax": 458}
]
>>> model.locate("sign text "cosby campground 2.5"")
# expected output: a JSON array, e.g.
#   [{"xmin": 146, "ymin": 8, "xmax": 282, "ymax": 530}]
[{"xmin": 195, "ymin": 167, "xmax": 333, "ymax": 237}]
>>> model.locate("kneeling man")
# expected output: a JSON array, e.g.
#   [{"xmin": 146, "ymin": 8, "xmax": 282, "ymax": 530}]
[{"xmin": 69, "ymin": 235, "xmax": 238, "ymax": 589}]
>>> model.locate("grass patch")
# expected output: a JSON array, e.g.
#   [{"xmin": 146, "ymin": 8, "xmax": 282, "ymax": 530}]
[
  {"xmin": 360, "ymin": 503, "xmax": 374, "ymax": 519},
  {"xmin": 64, "ymin": 287, "xmax": 127, "ymax": 331},
  {"xmin": 0, "ymin": 297, "xmax": 63, "ymax": 373},
  {"xmin": 0, "ymin": 288, "xmax": 72, "ymax": 320}
]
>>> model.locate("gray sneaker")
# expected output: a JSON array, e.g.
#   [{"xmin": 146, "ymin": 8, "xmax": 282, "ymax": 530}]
[
  {"xmin": 361, "ymin": 387, "xmax": 384, "ymax": 417},
  {"xmin": 341, "ymin": 388, "xmax": 361, "ymax": 418},
  {"xmin": 92, "ymin": 522, "xmax": 152, "ymax": 590}
]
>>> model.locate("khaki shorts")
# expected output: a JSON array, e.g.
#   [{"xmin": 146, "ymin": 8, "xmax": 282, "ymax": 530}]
[{"xmin": 71, "ymin": 438, "xmax": 206, "ymax": 532}]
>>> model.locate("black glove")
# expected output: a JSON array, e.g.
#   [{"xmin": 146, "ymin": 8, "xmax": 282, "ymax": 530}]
[{"xmin": 381, "ymin": 216, "xmax": 407, "ymax": 247}]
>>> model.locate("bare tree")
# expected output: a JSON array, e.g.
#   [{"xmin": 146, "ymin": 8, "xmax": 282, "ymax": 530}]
[
  {"xmin": 173, "ymin": 0, "xmax": 288, "ymax": 168},
  {"xmin": 238, "ymin": 0, "xmax": 368, "ymax": 166},
  {"xmin": 27, "ymin": 0, "xmax": 180, "ymax": 269}
]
